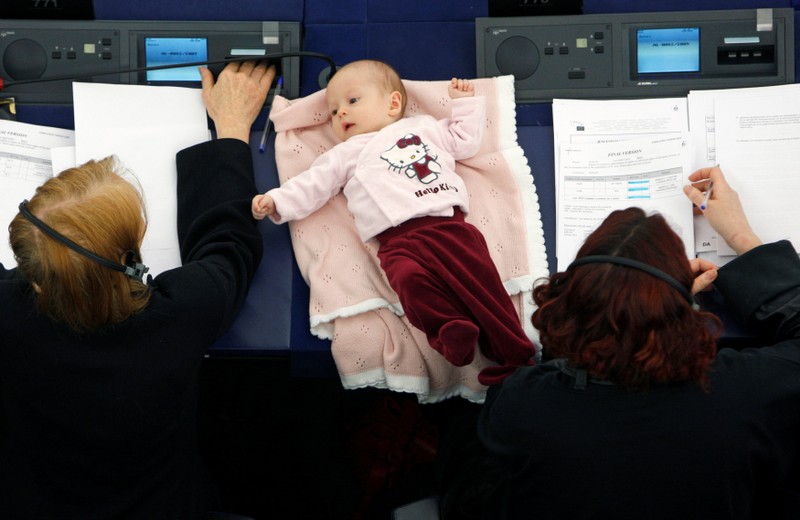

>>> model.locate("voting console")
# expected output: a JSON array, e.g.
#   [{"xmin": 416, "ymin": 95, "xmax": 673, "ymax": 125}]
[
  {"xmin": 0, "ymin": 20, "xmax": 301, "ymax": 104},
  {"xmin": 477, "ymin": 8, "xmax": 795, "ymax": 102}
]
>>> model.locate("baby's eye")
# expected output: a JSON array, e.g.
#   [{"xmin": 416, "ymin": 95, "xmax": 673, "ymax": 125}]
[
  {"xmin": 331, "ymin": 109, "xmax": 338, "ymax": 116},
  {"xmin": 349, "ymin": 97, "xmax": 359, "ymax": 104}
]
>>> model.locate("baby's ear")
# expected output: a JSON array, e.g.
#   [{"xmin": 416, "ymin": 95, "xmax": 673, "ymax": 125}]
[{"xmin": 388, "ymin": 91, "xmax": 403, "ymax": 116}]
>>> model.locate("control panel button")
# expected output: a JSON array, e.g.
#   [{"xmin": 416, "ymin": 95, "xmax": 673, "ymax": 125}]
[
  {"xmin": 544, "ymin": 47, "xmax": 554, "ymax": 55},
  {"xmin": 568, "ymin": 70, "xmax": 586, "ymax": 79},
  {"xmin": 595, "ymin": 45, "xmax": 605, "ymax": 54},
  {"xmin": 559, "ymin": 46, "xmax": 569, "ymax": 55}
]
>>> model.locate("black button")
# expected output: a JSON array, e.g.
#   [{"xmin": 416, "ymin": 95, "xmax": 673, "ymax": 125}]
[
  {"xmin": 559, "ymin": 46, "xmax": 569, "ymax": 55},
  {"xmin": 67, "ymin": 51, "xmax": 77, "ymax": 59},
  {"xmin": 544, "ymin": 47, "xmax": 554, "ymax": 55},
  {"xmin": 101, "ymin": 38, "xmax": 112, "ymax": 46},
  {"xmin": 595, "ymin": 45, "xmax": 605, "ymax": 54},
  {"xmin": 101, "ymin": 51, "xmax": 113, "ymax": 60},
  {"xmin": 594, "ymin": 31, "xmax": 605, "ymax": 40},
  {"xmin": 52, "ymin": 51, "xmax": 62, "ymax": 59},
  {"xmin": 568, "ymin": 70, "xmax": 586, "ymax": 79}
]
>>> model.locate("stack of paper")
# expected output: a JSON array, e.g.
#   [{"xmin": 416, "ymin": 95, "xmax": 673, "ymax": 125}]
[
  {"xmin": 687, "ymin": 84, "xmax": 800, "ymax": 259},
  {"xmin": 552, "ymin": 83, "xmax": 800, "ymax": 270}
]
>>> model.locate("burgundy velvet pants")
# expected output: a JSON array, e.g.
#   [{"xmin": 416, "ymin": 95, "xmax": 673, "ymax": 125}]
[{"xmin": 376, "ymin": 209, "xmax": 536, "ymax": 385}]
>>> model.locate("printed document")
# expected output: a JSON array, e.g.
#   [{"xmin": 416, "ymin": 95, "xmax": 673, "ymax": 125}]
[
  {"xmin": 556, "ymin": 135, "xmax": 694, "ymax": 270},
  {"xmin": 552, "ymin": 97, "xmax": 692, "ymax": 269},
  {"xmin": 714, "ymin": 91, "xmax": 800, "ymax": 255},
  {"xmin": 0, "ymin": 120, "xmax": 75, "ymax": 267},
  {"xmin": 686, "ymin": 83, "xmax": 800, "ymax": 255}
]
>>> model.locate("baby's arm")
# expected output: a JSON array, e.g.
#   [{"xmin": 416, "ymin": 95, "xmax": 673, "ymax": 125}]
[
  {"xmin": 251, "ymin": 193, "xmax": 279, "ymax": 221},
  {"xmin": 449, "ymin": 78, "xmax": 475, "ymax": 99}
]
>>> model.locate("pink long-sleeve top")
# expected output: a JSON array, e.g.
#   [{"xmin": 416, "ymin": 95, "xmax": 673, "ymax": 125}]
[{"xmin": 267, "ymin": 96, "xmax": 486, "ymax": 241}]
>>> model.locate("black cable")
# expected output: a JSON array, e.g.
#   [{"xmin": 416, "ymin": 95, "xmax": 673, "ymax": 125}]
[{"xmin": 1, "ymin": 50, "xmax": 336, "ymax": 89}]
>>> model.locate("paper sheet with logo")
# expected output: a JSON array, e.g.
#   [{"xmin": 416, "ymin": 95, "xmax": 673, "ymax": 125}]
[
  {"xmin": 556, "ymin": 135, "xmax": 694, "ymax": 270},
  {"xmin": 552, "ymin": 97, "xmax": 692, "ymax": 270}
]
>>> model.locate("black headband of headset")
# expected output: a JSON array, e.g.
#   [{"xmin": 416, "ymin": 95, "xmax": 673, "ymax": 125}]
[
  {"xmin": 17, "ymin": 200, "xmax": 149, "ymax": 283},
  {"xmin": 568, "ymin": 254, "xmax": 697, "ymax": 309}
]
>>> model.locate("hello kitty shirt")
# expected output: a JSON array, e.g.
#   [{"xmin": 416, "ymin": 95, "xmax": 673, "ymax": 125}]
[{"xmin": 265, "ymin": 96, "xmax": 486, "ymax": 241}]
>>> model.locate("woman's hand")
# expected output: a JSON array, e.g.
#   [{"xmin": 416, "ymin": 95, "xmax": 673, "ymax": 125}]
[
  {"xmin": 684, "ymin": 166, "xmax": 762, "ymax": 255},
  {"xmin": 689, "ymin": 257, "xmax": 718, "ymax": 295},
  {"xmin": 199, "ymin": 61, "xmax": 276, "ymax": 142}
]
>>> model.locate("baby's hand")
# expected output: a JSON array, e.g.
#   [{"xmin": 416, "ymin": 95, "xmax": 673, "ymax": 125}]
[
  {"xmin": 251, "ymin": 193, "xmax": 277, "ymax": 220},
  {"xmin": 449, "ymin": 78, "xmax": 474, "ymax": 99}
]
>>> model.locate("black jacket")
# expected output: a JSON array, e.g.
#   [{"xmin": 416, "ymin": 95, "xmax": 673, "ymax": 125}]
[
  {"xmin": 0, "ymin": 139, "xmax": 262, "ymax": 519},
  {"xmin": 478, "ymin": 240, "xmax": 800, "ymax": 520}
]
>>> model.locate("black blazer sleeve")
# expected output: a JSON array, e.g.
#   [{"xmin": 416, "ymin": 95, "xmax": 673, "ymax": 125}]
[
  {"xmin": 174, "ymin": 138, "xmax": 264, "ymax": 331},
  {"xmin": 715, "ymin": 240, "xmax": 800, "ymax": 342}
]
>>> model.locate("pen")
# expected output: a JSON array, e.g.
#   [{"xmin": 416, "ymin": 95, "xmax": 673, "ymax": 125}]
[
  {"xmin": 258, "ymin": 75, "xmax": 283, "ymax": 153},
  {"xmin": 699, "ymin": 182, "xmax": 713, "ymax": 211}
]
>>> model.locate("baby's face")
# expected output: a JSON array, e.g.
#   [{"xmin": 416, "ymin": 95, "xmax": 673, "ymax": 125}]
[{"xmin": 326, "ymin": 67, "xmax": 399, "ymax": 142}]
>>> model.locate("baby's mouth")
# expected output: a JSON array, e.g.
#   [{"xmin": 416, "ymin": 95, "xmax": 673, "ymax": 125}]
[{"xmin": 343, "ymin": 122, "xmax": 354, "ymax": 131}]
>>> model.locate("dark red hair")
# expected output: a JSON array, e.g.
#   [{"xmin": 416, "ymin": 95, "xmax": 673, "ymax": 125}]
[{"xmin": 532, "ymin": 207, "xmax": 721, "ymax": 389}]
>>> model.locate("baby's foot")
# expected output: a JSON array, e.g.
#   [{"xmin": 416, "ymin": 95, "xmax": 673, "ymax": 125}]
[{"xmin": 434, "ymin": 319, "xmax": 479, "ymax": 366}]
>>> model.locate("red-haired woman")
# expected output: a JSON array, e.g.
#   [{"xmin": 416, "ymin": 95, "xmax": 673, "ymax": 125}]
[
  {"xmin": 477, "ymin": 166, "xmax": 800, "ymax": 519},
  {"xmin": 0, "ymin": 62, "xmax": 275, "ymax": 518}
]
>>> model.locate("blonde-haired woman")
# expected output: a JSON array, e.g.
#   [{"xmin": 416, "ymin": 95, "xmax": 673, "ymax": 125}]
[{"xmin": 0, "ymin": 61, "xmax": 275, "ymax": 518}]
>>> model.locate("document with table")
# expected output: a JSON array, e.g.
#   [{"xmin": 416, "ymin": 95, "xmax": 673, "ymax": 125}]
[
  {"xmin": 0, "ymin": 120, "xmax": 75, "ymax": 267},
  {"xmin": 552, "ymin": 97, "xmax": 692, "ymax": 270},
  {"xmin": 556, "ymin": 135, "xmax": 693, "ymax": 271},
  {"xmin": 553, "ymin": 83, "xmax": 800, "ymax": 268}
]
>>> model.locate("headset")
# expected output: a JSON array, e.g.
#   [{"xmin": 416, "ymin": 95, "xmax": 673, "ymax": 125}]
[
  {"xmin": 18, "ymin": 200, "xmax": 149, "ymax": 283},
  {"xmin": 568, "ymin": 254, "xmax": 699, "ymax": 310}
]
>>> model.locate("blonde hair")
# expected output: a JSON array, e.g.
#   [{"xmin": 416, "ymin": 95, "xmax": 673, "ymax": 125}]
[
  {"xmin": 340, "ymin": 59, "xmax": 408, "ymax": 116},
  {"xmin": 9, "ymin": 156, "xmax": 151, "ymax": 332}
]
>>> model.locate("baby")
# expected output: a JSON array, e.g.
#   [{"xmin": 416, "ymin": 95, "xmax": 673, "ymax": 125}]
[{"xmin": 252, "ymin": 59, "xmax": 535, "ymax": 384}]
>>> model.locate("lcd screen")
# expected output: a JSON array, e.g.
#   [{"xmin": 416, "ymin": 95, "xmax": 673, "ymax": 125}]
[
  {"xmin": 637, "ymin": 28, "xmax": 700, "ymax": 74},
  {"xmin": 145, "ymin": 37, "xmax": 208, "ymax": 81}
]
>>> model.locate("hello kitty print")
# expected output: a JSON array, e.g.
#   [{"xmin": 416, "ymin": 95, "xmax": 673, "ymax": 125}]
[{"xmin": 380, "ymin": 133, "xmax": 442, "ymax": 184}]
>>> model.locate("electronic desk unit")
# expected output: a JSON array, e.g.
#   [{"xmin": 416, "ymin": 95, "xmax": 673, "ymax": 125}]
[
  {"xmin": 477, "ymin": 8, "xmax": 795, "ymax": 102},
  {"xmin": 0, "ymin": 20, "xmax": 301, "ymax": 104}
]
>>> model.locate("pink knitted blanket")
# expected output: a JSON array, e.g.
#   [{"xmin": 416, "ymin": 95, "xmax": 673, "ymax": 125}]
[{"xmin": 270, "ymin": 75, "xmax": 548, "ymax": 403}]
